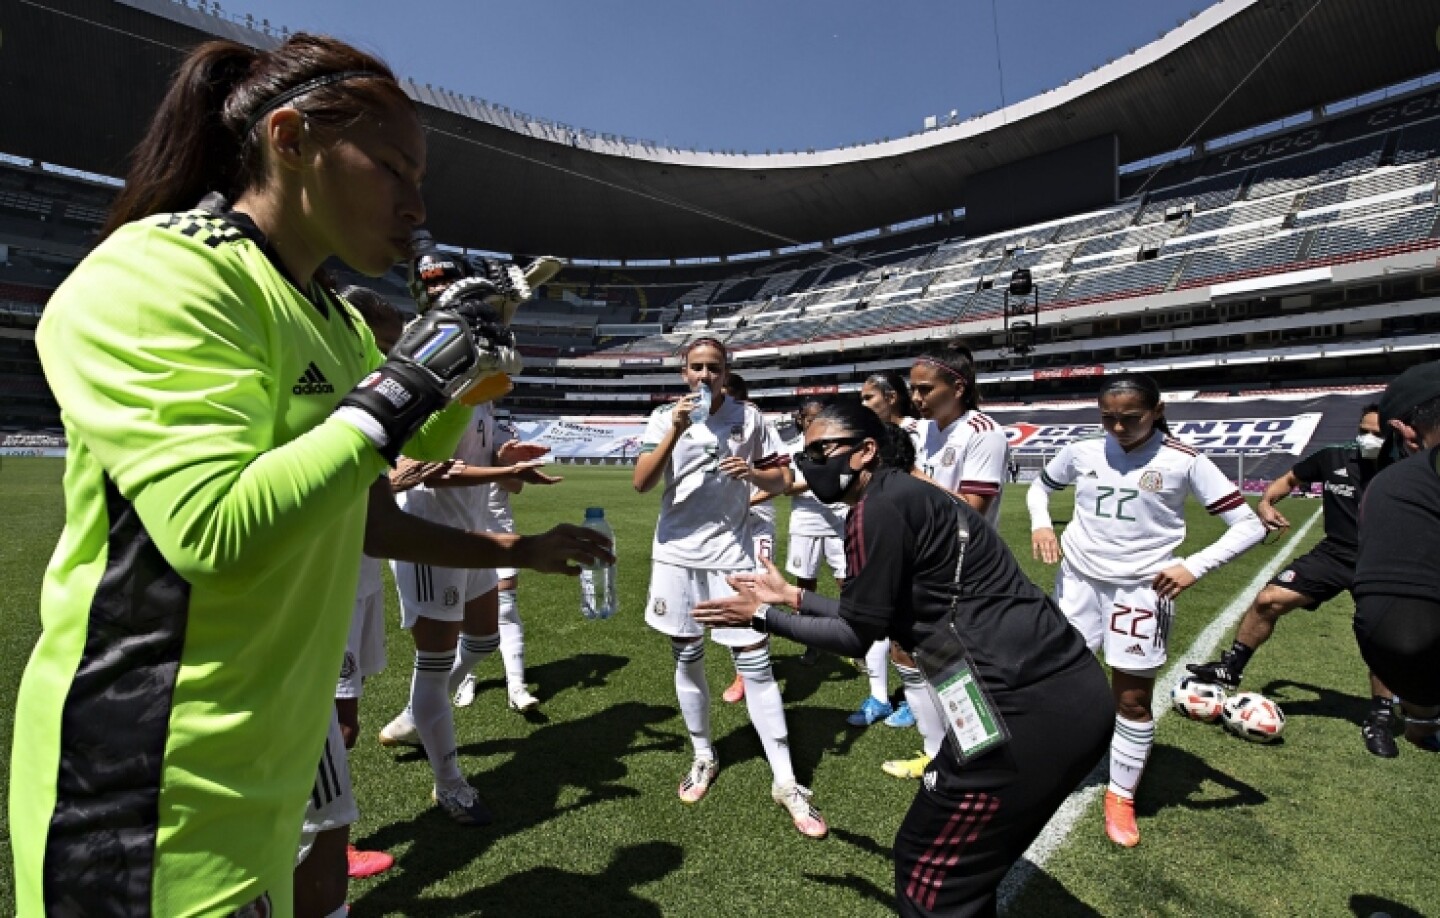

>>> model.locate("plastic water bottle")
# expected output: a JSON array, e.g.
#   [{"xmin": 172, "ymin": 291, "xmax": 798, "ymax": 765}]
[
  {"xmin": 580, "ymin": 507, "xmax": 617, "ymax": 620},
  {"xmin": 691, "ymin": 384, "xmax": 712, "ymax": 426}
]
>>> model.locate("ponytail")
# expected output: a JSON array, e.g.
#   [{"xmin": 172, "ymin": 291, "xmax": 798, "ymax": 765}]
[
  {"xmin": 103, "ymin": 33, "xmax": 407, "ymax": 239},
  {"xmin": 914, "ymin": 339, "xmax": 980, "ymax": 412},
  {"xmin": 103, "ymin": 41, "xmax": 257, "ymax": 238}
]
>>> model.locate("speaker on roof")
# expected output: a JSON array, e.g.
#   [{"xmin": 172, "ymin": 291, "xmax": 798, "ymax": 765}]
[{"xmin": 1008, "ymin": 268, "xmax": 1033, "ymax": 297}]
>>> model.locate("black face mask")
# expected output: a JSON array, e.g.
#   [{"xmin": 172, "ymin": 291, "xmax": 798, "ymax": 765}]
[{"xmin": 796, "ymin": 451, "xmax": 857, "ymax": 503}]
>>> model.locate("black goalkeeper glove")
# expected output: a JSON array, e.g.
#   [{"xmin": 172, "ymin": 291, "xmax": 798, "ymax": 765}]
[{"xmin": 333, "ymin": 309, "xmax": 489, "ymax": 463}]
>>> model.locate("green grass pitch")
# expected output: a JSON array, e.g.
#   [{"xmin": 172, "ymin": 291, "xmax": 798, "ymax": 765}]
[{"xmin": 1, "ymin": 459, "xmax": 1434, "ymax": 916}]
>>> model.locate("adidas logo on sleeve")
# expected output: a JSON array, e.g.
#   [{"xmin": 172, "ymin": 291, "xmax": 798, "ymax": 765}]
[{"xmin": 293, "ymin": 362, "xmax": 335, "ymax": 395}]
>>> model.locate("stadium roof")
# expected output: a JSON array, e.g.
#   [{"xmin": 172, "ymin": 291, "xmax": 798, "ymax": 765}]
[{"xmin": 1, "ymin": 0, "xmax": 1436, "ymax": 259}]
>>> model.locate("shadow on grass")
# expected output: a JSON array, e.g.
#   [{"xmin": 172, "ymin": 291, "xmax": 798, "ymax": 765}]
[
  {"xmin": 1000, "ymin": 866, "xmax": 1104, "ymax": 917},
  {"xmin": 1348, "ymin": 894, "xmax": 1429, "ymax": 917},
  {"xmin": 528, "ymin": 652, "xmax": 631, "ymax": 699},
  {"xmin": 420, "ymin": 841, "xmax": 685, "ymax": 918},
  {"xmin": 353, "ymin": 700, "xmax": 682, "ymax": 915},
  {"xmin": 1137, "ymin": 743, "xmax": 1267, "ymax": 816},
  {"xmin": 774, "ymin": 647, "xmax": 863, "ymax": 706},
  {"xmin": 711, "ymin": 703, "xmax": 861, "ymax": 786},
  {"xmin": 1260, "ymin": 678, "xmax": 1369, "ymax": 726}
]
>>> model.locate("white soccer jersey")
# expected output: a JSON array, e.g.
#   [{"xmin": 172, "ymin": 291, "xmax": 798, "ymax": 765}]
[
  {"xmin": 642, "ymin": 394, "xmax": 786, "ymax": 570},
  {"xmin": 784, "ymin": 431, "xmax": 849, "ymax": 537},
  {"xmin": 915, "ymin": 410, "xmax": 1009, "ymax": 525},
  {"xmin": 1034, "ymin": 433, "xmax": 1251, "ymax": 582},
  {"xmin": 396, "ymin": 403, "xmax": 496, "ymax": 531}
]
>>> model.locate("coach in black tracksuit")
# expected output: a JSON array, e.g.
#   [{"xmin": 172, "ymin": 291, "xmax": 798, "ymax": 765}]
[
  {"xmin": 694, "ymin": 401, "xmax": 1112, "ymax": 918},
  {"xmin": 1353, "ymin": 361, "xmax": 1440, "ymax": 753}
]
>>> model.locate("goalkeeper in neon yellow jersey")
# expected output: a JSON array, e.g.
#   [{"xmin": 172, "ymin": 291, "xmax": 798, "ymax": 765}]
[{"xmin": 10, "ymin": 34, "xmax": 609, "ymax": 918}]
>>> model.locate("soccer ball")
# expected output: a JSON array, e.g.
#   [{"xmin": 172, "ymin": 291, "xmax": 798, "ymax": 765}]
[
  {"xmin": 1171, "ymin": 676, "xmax": 1227, "ymax": 723},
  {"xmin": 1221, "ymin": 692, "xmax": 1286, "ymax": 743}
]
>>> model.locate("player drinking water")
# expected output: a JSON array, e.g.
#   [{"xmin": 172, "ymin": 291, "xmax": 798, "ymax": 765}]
[
  {"xmin": 633, "ymin": 337, "xmax": 828, "ymax": 838},
  {"xmin": 1027, "ymin": 372, "xmax": 1264, "ymax": 848},
  {"xmin": 10, "ymin": 34, "xmax": 607, "ymax": 917}
]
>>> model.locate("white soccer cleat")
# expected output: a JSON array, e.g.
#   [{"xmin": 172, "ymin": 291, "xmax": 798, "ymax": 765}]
[
  {"xmin": 772, "ymin": 781, "xmax": 828, "ymax": 839},
  {"xmin": 453, "ymin": 673, "xmax": 479, "ymax": 708},
  {"xmin": 678, "ymin": 757, "xmax": 718, "ymax": 804},
  {"xmin": 507, "ymin": 686, "xmax": 540, "ymax": 713},
  {"xmin": 378, "ymin": 710, "xmax": 421, "ymax": 748}
]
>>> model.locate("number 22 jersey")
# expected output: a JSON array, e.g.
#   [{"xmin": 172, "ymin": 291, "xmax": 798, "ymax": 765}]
[{"xmin": 1035, "ymin": 434, "xmax": 1249, "ymax": 582}]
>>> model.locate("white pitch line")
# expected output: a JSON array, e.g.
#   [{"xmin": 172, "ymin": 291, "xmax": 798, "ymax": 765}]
[{"xmin": 997, "ymin": 509, "xmax": 1323, "ymax": 913}]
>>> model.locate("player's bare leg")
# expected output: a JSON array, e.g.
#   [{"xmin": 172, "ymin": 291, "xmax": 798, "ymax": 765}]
[{"xmin": 1189, "ymin": 585, "xmax": 1310, "ymax": 689}]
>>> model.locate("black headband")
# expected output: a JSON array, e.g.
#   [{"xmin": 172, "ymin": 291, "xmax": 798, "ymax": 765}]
[{"xmin": 242, "ymin": 70, "xmax": 381, "ymax": 140}]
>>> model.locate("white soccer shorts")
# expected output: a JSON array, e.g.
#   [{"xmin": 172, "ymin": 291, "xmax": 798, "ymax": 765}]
[
  {"xmin": 336, "ymin": 588, "xmax": 388, "ymax": 700},
  {"xmin": 1054, "ymin": 559, "xmax": 1172, "ymax": 677},
  {"xmin": 786, "ymin": 533, "xmax": 848, "ymax": 581},
  {"xmin": 644, "ymin": 561, "xmax": 764, "ymax": 648},
  {"xmin": 392, "ymin": 560, "xmax": 498, "ymax": 628},
  {"xmin": 296, "ymin": 711, "xmax": 358, "ymax": 866}
]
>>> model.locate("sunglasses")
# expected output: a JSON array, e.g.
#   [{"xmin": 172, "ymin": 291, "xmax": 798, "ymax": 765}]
[{"xmin": 795, "ymin": 437, "xmax": 863, "ymax": 464}]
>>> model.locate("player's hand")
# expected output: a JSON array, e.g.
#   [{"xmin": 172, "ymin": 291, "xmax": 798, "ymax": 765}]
[
  {"xmin": 1031, "ymin": 527, "xmax": 1062, "ymax": 564},
  {"xmin": 497, "ymin": 439, "xmax": 549, "ymax": 465},
  {"xmin": 717, "ymin": 456, "xmax": 752, "ymax": 480},
  {"xmin": 1256, "ymin": 501, "xmax": 1290, "ymax": 532},
  {"xmin": 724, "ymin": 558, "xmax": 795, "ymax": 607},
  {"xmin": 507, "ymin": 460, "xmax": 563, "ymax": 486},
  {"xmin": 693, "ymin": 584, "xmax": 763, "ymax": 627},
  {"xmin": 672, "ymin": 394, "xmax": 699, "ymax": 431},
  {"xmin": 514, "ymin": 524, "xmax": 613, "ymax": 576},
  {"xmin": 1152, "ymin": 564, "xmax": 1197, "ymax": 600}
]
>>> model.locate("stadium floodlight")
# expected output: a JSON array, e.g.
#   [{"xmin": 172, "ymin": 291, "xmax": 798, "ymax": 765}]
[
  {"xmin": 1003, "ymin": 268, "xmax": 1040, "ymax": 359},
  {"xmin": 1008, "ymin": 268, "xmax": 1033, "ymax": 296}
]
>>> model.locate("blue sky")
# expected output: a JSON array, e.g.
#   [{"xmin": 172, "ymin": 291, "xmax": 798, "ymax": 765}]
[{"xmin": 221, "ymin": 0, "xmax": 1210, "ymax": 152}]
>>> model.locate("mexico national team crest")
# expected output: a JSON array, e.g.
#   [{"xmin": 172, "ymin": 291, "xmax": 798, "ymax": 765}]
[
  {"xmin": 730, "ymin": 423, "xmax": 744, "ymax": 442},
  {"xmin": 941, "ymin": 446, "xmax": 957, "ymax": 467},
  {"xmin": 651, "ymin": 596, "xmax": 667, "ymax": 617},
  {"xmin": 1138, "ymin": 470, "xmax": 1164, "ymax": 492},
  {"xmin": 444, "ymin": 586, "xmax": 460, "ymax": 607}
]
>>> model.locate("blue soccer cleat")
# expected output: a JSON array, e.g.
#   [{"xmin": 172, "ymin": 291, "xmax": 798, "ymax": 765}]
[
  {"xmin": 846, "ymin": 695, "xmax": 893, "ymax": 727},
  {"xmin": 884, "ymin": 700, "xmax": 916, "ymax": 728}
]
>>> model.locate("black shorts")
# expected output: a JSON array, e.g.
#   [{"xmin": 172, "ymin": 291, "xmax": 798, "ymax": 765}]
[
  {"xmin": 1354, "ymin": 594, "xmax": 1440, "ymax": 707},
  {"xmin": 892, "ymin": 657, "xmax": 1113, "ymax": 918},
  {"xmin": 1269, "ymin": 539, "xmax": 1355, "ymax": 610}
]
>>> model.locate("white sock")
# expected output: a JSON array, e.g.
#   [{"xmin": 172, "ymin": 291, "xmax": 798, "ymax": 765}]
[
  {"xmin": 865, "ymin": 640, "xmax": 890, "ymax": 703},
  {"xmin": 410, "ymin": 649, "xmax": 463, "ymax": 786},
  {"xmin": 497, "ymin": 589, "xmax": 526, "ymax": 690},
  {"xmin": 1108, "ymin": 715, "xmax": 1155, "ymax": 799},
  {"xmin": 734, "ymin": 645, "xmax": 795, "ymax": 787},
  {"xmin": 448, "ymin": 632, "xmax": 500, "ymax": 695},
  {"xmin": 896, "ymin": 662, "xmax": 945, "ymax": 759},
  {"xmin": 672, "ymin": 640, "xmax": 713, "ymax": 760}
]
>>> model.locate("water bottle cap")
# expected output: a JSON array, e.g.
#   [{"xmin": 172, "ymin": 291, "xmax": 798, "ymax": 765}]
[{"xmin": 585, "ymin": 507, "xmax": 605, "ymax": 519}]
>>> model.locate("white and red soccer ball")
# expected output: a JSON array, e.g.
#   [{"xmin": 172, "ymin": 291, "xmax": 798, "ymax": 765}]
[
  {"xmin": 1221, "ymin": 691, "xmax": 1286, "ymax": 743},
  {"xmin": 1170, "ymin": 676, "xmax": 1227, "ymax": 723}
]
